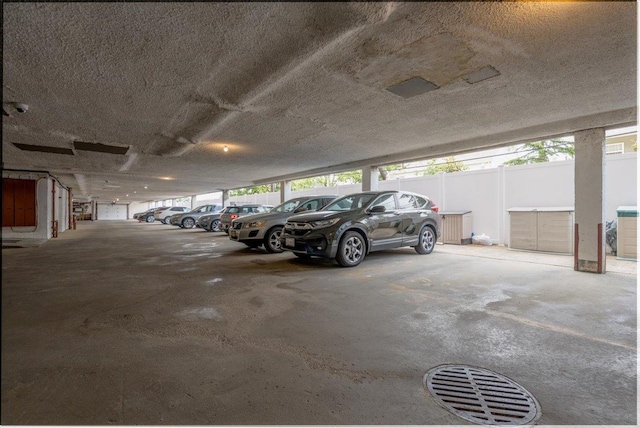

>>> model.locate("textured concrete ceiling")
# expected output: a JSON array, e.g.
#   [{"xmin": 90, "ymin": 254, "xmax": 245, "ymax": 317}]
[{"xmin": 2, "ymin": 2, "xmax": 637, "ymax": 203}]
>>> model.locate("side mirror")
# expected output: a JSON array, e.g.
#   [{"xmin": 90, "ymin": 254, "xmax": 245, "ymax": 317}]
[{"xmin": 368, "ymin": 205, "xmax": 386, "ymax": 213}]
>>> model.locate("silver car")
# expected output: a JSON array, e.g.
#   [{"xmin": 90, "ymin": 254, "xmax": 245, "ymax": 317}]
[
  {"xmin": 154, "ymin": 206, "xmax": 190, "ymax": 224},
  {"xmin": 229, "ymin": 195, "xmax": 337, "ymax": 252},
  {"xmin": 195, "ymin": 208, "xmax": 227, "ymax": 232},
  {"xmin": 219, "ymin": 204, "xmax": 272, "ymax": 234},
  {"xmin": 169, "ymin": 204, "xmax": 223, "ymax": 228}
]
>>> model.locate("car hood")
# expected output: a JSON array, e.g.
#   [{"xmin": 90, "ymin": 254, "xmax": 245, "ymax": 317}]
[
  {"xmin": 286, "ymin": 210, "xmax": 341, "ymax": 223},
  {"xmin": 236, "ymin": 211, "xmax": 293, "ymax": 223}
]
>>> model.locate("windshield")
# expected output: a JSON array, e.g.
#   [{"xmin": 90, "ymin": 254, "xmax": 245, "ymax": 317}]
[
  {"xmin": 324, "ymin": 193, "xmax": 377, "ymax": 212},
  {"xmin": 271, "ymin": 197, "xmax": 307, "ymax": 213}
]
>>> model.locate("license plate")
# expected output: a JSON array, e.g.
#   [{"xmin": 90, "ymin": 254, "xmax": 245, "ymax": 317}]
[
  {"xmin": 230, "ymin": 230, "xmax": 237, "ymax": 238},
  {"xmin": 285, "ymin": 237, "xmax": 295, "ymax": 247}
]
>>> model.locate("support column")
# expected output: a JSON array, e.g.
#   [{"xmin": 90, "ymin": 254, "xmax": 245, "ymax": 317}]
[
  {"xmin": 221, "ymin": 190, "xmax": 229, "ymax": 207},
  {"xmin": 574, "ymin": 128, "xmax": 606, "ymax": 273},
  {"xmin": 280, "ymin": 180, "xmax": 291, "ymax": 203},
  {"xmin": 362, "ymin": 166, "xmax": 379, "ymax": 191}
]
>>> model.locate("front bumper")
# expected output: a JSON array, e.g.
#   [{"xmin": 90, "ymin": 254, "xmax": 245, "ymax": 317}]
[{"xmin": 280, "ymin": 231, "xmax": 337, "ymax": 258}]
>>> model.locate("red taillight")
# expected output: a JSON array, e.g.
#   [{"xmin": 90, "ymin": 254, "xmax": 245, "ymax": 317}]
[
  {"xmin": 431, "ymin": 205, "xmax": 439, "ymax": 213},
  {"xmin": 230, "ymin": 214, "xmax": 238, "ymax": 220}
]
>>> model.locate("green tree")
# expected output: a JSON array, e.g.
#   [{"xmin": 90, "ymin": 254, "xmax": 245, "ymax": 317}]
[
  {"xmin": 423, "ymin": 156, "xmax": 468, "ymax": 175},
  {"xmin": 230, "ymin": 184, "xmax": 279, "ymax": 197},
  {"xmin": 503, "ymin": 139, "xmax": 574, "ymax": 166},
  {"xmin": 291, "ymin": 170, "xmax": 362, "ymax": 191},
  {"xmin": 378, "ymin": 164, "xmax": 405, "ymax": 180}
]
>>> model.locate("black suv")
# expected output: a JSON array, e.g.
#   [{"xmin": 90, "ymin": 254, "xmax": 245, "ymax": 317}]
[{"xmin": 280, "ymin": 190, "xmax": 440, "ymax": 267}]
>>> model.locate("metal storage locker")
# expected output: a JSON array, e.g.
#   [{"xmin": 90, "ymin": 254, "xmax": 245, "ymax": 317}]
[
  {"xmin": 616, "ymin": 206, "xmax": 637, "ymax": 260},
  {"xmin": 508, "ymin": 207, "xmax": 574, "ymax": 254},
  {"xmin": 438, "ymin": 211, "xmax": 472, "ymax": 245}
]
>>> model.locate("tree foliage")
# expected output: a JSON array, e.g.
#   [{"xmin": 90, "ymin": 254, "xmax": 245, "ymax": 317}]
[
  {"xmin": 230, "ymin": 184, "xmax": 279, "ymax": 197},
  {"xmin": 503, "ymin": 139, "xmax": 575, "ymax": 166},
  {"xmin": 292, "ymin": 171, "xmax": 362, "ymax": 191},
  {"xmin": 423, "ymin": 156, "xmax": 468, "ymax": 175}
]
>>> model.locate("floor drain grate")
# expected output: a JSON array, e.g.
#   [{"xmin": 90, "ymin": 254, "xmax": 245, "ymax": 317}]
[{"xmin": 424, "ymin": 365, "xmax": 541, "ymax": 425}]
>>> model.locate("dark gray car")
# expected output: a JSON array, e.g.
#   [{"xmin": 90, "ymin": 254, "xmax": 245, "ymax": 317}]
[{"xmin": 280, "ymin": 190, "xmax": 440, "ymax": 267}]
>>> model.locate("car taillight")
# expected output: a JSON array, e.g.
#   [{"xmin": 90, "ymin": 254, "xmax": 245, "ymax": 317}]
[
  {"xmin": 230, "ymin": 214, "xmax": 238, "ymax": 220},
  {"xmin": 431, "ymin": 205, "xmax": 439, "ymax": 213}
]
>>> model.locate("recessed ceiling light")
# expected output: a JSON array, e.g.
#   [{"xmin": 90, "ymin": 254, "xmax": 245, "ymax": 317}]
[
  {"xmin": 144, "ymin": 186, "xmax": 148, "ymax": 189},
  {"xmin": 463, "ymin": 66, "xmax": 500, "ymax": 84},
  {"xmin": 386, "ymin": 77, "xmax": 439, "ymax": 99},
  {"xmin": 223, "ymin": 145, "xmax": 229, "ymax": 152}
]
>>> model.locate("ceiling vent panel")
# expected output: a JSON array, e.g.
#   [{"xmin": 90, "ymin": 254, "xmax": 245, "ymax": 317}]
[
  {"xmin": 464, "ymin": 66, "xmax": 500, "ymax": 84},
  {"xmin": 13, "ymin": 142, "xmax": 74, "ymax": 155},
  {"xmin": 73, "ymin": 141, "xmax": 129, "ymax": 155},
  {"xmin": 386, "ymin": 77, "xmax": 439, "ymax": 99}
]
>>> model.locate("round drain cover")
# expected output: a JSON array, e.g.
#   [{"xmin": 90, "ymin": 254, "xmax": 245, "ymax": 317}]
[{"xmin": 424, "ymin": 365, "xmax": 541, "ymax": 425}]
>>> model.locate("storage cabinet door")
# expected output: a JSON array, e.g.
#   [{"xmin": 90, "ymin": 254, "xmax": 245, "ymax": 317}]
[
  {"xmin": 509, "ymin": 212, "xmax": 537, "ymax": 250},
  {"xmin": 537, "ymin": 212, "xmax": 573, "ymax": 253},
  {"xmin": 618, "ymin": 217, "xmax": 637, "ymax": 259}
]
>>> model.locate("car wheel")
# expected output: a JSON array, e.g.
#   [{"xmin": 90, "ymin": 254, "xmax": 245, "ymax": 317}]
[
  {"xmin": 146, "ymin": 215, "xmax": 155, "ymax": 223},
  {"xmin": 336, "ymin": 231, "xmax": 365, "ymax": 267},
  {"xmin": 162, "ymin": 216, "xmax": 170, "ymax": 224},
  {"xmin": 264, "ymin": 227, "xmax": 283, "ymax": 253},
  {"xmin": 415, "ymin": 225, "xmax": 436, "ymax": 254},
  {"xmin": 182, "ymin": 218, "xmax": 195, "ymax": 229},
  {"xmin": 209, "ymin": 219, "xmax": 221, "ymax": 232}
]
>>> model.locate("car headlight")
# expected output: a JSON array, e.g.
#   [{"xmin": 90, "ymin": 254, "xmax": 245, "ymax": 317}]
[
  {"xmin": 244, "ymin": 220, "xmax": 266, "ymax": 228},
  {"xmin": 309, "ymin": 218, "xmax": 340, "ymax": 228}
]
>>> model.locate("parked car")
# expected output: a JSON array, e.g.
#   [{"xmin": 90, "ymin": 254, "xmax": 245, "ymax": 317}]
[
  {"xmin": 280, "ymin": 190, "xmax": 440, "ymax": 267},
  {"xmin": 229, "ymin": 195, "xmax": 338, "ymax": 252},
  {"xmin": 219, "ymin": 204, "xmax": 273, "ymax": 234},
  {"xmin": 195, "ymin": 207, "xmax": 228, "ymax": 232},
  {"xmin": 169, "ymin": 204, "xmax": 223, "ymax": 228},
  {"xmin": 133, "ymin": 209, "xmax": 150, "ymax": 220},
  {"xmin": 154, "ymin": 206, "xmax": 190, "ymax": 224},
  {"xmin": 139, "ymin": 207, "xmax": 170, "ymax": 222}
]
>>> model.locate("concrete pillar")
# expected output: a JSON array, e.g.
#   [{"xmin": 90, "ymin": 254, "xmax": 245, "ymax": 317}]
[
  {"xmin": 280, "ymin": 181, "xmax": 291, "ymax": 203},
  {"xmin": 574, "ymin": 128, "xmax": 606, "ymax": 273},
  {"xmin": 191, "ymin": 195, "xmax": 197, "ymax": 209},
  {"xmin": 221, "ymin": 190, "xmax": 229, "ymax": 207},
  {"xmin": 362, "ymin": 166, "xmax": 379, "ymax": 191}
]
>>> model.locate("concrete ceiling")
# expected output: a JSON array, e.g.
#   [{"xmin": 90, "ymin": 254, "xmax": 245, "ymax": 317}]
[{"xmin": 3, "ymin": 2, "xmax": 637, "ymax": 203}]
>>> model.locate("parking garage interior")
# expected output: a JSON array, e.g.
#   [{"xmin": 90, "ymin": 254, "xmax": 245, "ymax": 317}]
[{"xmin": 2, "ymin": 2, "xmax": 638, "ymax": 425}]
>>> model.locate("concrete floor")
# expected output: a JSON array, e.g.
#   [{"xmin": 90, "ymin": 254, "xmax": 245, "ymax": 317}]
[{"xmin": 1, "ymin": 220, "xmax": 637, "ymax": 425}]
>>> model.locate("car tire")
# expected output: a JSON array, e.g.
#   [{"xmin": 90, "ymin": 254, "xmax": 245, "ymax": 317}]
[
  {"xmin": 264, "ymin": 227, "xmax": 283, "ymax": 253},
  {"xmin": 162, "ymin": 216, "xmax": 170, "ymax": 224},
  {"xmin": 146, "ymin": 215, "xmax": 155, "ymax": 223},
  {"xmin": 182, "ymin": 218, "xmax": 195, "ymax": 229},
  {"xmin": 336, "ymin": 231, "xmax": 365, "ymax": 267},
  {"xmin": 209, "ymin": 219, "xmax": 221, "ymax": 232},
  {"xmin": 415, "ymin": 225, "xmax": 436, "ymax": 254}
]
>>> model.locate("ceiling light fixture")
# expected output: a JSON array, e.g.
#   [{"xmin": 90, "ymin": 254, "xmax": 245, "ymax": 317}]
[
  {"xmin": 223, "ymin": 145, "xmax": 229, "ymax": 152},
  {"xmin": 144, "ymin": 186, "xmax": 148, "ymax": 189}
]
